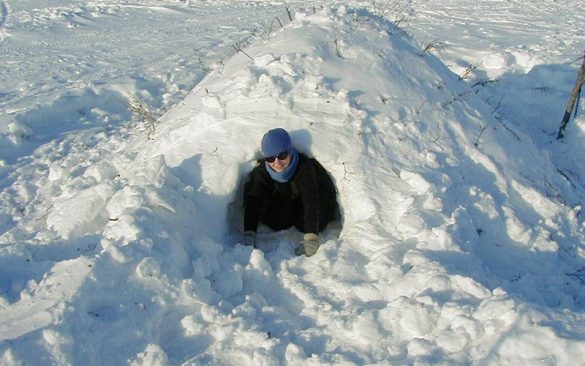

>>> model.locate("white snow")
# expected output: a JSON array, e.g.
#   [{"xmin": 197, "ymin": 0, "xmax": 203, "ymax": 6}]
[{"xmin": 1, "ymin": 1, "xmax": 584, "ymax": 365}]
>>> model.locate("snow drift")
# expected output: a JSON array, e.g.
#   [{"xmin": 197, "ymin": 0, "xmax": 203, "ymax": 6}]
[{"xmin": 1, "ymin": 5, "xmax": 584, "ymax": 365}]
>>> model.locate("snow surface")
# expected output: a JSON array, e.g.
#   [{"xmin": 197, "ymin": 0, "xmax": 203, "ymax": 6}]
[{"xmin": 1, "ymin": 1, "xmax": 585, "ymax": 365}]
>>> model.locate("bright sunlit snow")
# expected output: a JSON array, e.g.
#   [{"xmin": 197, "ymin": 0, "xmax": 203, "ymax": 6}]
[{"xmin": 1, "ymin": 1, "xmax": 584, "ymax": 365}]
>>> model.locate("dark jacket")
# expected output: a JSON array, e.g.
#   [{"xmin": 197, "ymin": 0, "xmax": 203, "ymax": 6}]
[{"xmin": 243, "ymin": 153, "xmax": 338, "ymax": 234}]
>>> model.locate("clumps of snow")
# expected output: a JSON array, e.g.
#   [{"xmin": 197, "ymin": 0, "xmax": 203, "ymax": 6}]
[
  {"xmin": 6, "ymin": 121, "xmax": 33, "ymax": 145},
  {"xmin": 130, "ymin": 343, "xmax": 170, "ymax": 366},
  {"xmin": 47, "ymin": 183, "xmax": 116, "ymax": 240}
]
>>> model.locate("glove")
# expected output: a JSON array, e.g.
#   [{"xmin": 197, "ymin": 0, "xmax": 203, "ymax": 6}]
[
  {"xmin": 240, "ymin": 231, "xmax": 256, "ymax": 247},
  {"xmin": 295, "ymin": 233, "xmax": 320, "ymax": 257}
]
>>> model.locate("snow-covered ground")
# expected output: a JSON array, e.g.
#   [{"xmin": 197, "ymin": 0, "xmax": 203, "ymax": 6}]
[{"xmin": 1, "ymin": 1, "xmax": 584, "ymax": 365}]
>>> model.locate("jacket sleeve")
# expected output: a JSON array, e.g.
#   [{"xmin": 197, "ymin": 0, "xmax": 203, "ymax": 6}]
[
  {"xmin": 294, "ymin": 160, "xmax": 320, "ymax": 234},
  {"xmin": 243, "ymin": 166, "xmax": 267, "ymax": 232}
]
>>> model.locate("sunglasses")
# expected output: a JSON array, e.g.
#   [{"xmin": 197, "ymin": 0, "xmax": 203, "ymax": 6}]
[{"xmin": 265, "ymin": 151, "xmax": 289, "ymax": 163}]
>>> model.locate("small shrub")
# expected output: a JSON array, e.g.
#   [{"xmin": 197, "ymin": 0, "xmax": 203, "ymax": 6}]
[{"xmin": 128, "ymin": 97, "xmax": 159, "ymax": 140}]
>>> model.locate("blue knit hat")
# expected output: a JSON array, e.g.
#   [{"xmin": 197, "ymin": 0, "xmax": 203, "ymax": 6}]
[{"xmin": 261, "ymin": 128, "xmax": 292, "ymax": 157}]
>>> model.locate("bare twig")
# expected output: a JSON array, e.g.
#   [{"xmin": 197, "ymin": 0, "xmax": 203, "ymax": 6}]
[
  {"xmin": 459, "ymin": 63, "xmax": 478, "ymax": 80},
  {"xmin": 334, "ymin": 38, "xmax": 343, "ymax": 58},
  {"xmin": 556, "ymin": 168, "xmax": 577, "ymax": 189},
  {"xmin": 214, "ymin": 60, "xmax": 225, "ymax": 75},
  {"xmin": 341, "ymin": 162, "xmax": 356, "ymax": 182},
  {"xmin": 419, "ymin": 38, "xmax": 443, "ymax": 56},
  {"xmin": 531, "ymin": 85, "xmax": 552, "ymax": 92},
  {"xmin": 497, "ymin": 120, "xmax": 522, "ymax": 141},
  {"xmin": 557, "ymin": 50, "xmax": 585, "ymax": 139},
  {"xmin": 471, "ymin": 79, "xmax": 499, "ymax": 88},
  {"xmin": 566, "ymin": 268, "xmax": 585, "ymax": 285},
  {"xmin": 393, "ymin": 12, "xmax": 410, "ymax": 28},
  {"xmin": 491, "ymin": 100, "xmax": 503, "ymax": 117},
  {"xmin": 371, "ymin": 0, "xmax": 400, "ymax": 18},
  {"xmin": 197, "ymin": 57, "xmax": 211, "ymax": 72},
  {"xmin": 544, "ymin": 177, "xmax": 567, "ymax": 205},
  {"xmin": 265, "ymin": 19, "xmax": 276, "ymax": 42},
  {"xmin": 233, "ymin": 41, "xmax": 254, "ymax": 61},
  {"xmin": 441, "ymin": 90, "xmax": 475, "ymax": 108},
  {"xmin": 474, "ymin": 125, "xmax": 487, "ymax": 147},
  {"xmin": 415, "ymin": 100, "xmax": 426, "ymax": 115}
]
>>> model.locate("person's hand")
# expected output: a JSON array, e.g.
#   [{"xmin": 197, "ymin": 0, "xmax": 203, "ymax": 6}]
[
  {"xmin": 240, "ymin": 231, "xmax": 256, "ymax": 247},
  {"xmin": 295, "ymin": 233, "xmax": 319, "ymax": 257}
]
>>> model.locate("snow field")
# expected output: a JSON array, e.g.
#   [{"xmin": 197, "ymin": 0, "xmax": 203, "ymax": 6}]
[{"xmin": 0, "ymin": 2, "xmax": 584, "ymax": 365}]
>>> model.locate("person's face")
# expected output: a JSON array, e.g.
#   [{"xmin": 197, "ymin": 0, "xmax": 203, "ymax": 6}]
[{"xmin": 266, "ymin": 151, "xmax": 291, "ymax": 172}]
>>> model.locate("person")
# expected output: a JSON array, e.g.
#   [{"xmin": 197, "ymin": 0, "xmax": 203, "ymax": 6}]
[{"xmin": 240, "ymin": 128, "xmax": 339, "ymax": 256}]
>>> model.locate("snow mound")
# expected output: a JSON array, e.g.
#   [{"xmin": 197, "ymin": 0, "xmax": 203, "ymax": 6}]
[{"xmin": 1, "ymin": 5, "xmax": 584, "ymax": 365}]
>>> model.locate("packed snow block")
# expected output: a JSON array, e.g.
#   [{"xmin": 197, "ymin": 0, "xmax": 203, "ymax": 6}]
[
  {"xmin": 126, "ymin": 155, "xmax": 172, "ymax": 189},
  {"xmin": 129, "ymin": 343, "xmax": 169, "ymax": 366},
  {"xmin": 102, "ymin": 156, "xmax": 176, "ymax": 245},
  {"xmin": 135, "ymin": 257, "xmax": 162, "ymax": 279},
  {"xmin": 46, "ymin": 183, "xmax": 116, "ymax": 240},
  {"xmin": 7, "ymin": 121, "xmax": 33, "ymax": 144},
  {"xmin": 82, "ymin": 160, "xmax": 118, "ymax": 182},
  {"xmin": 105, "ymin": 186, "xmax": 146, "ymax": 221},
  {"xmin": 378, "ymin": 296, "xmax": 438, "ymax": 340}
]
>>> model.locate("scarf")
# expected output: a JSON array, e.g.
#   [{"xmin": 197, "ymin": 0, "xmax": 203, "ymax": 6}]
[{"xmin": 265, "ymin": 149, "xmax": 299, "ymax": 183}]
